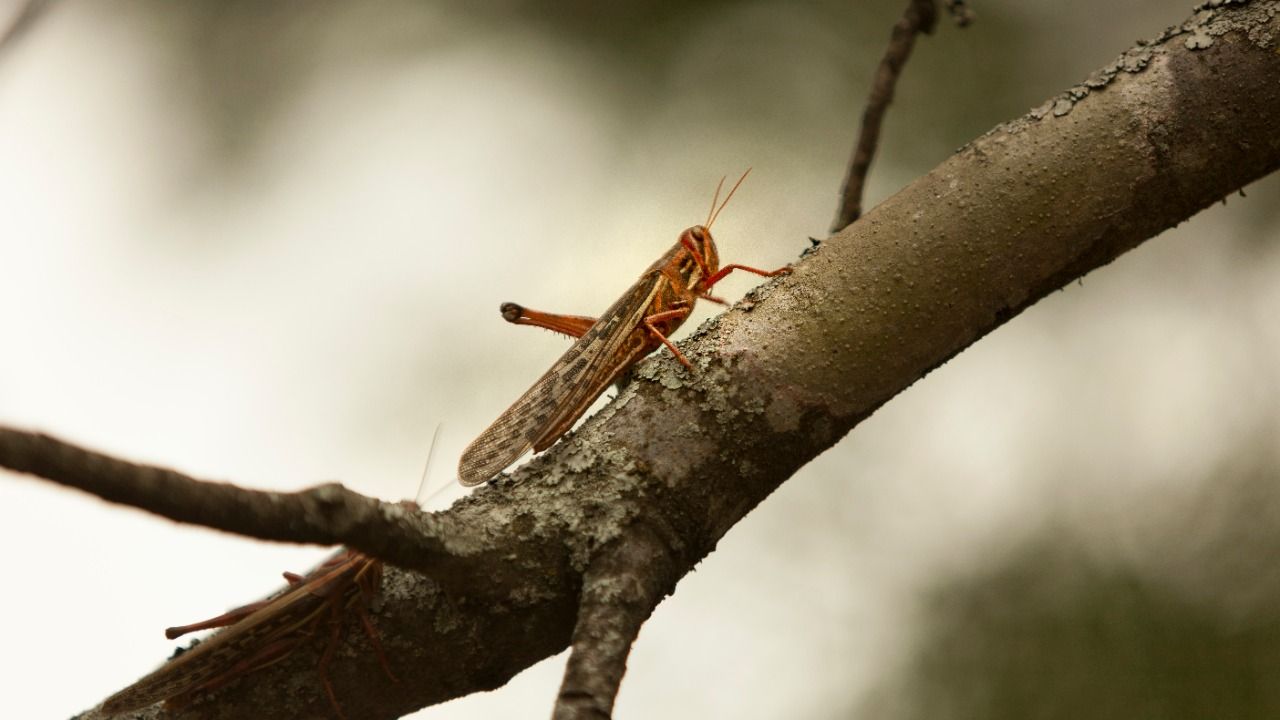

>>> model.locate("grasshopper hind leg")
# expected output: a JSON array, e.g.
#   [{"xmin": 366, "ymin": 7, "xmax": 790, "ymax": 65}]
[{"xmin": 499, "ymin": 302, "xmax": 596, "ymax": 339}]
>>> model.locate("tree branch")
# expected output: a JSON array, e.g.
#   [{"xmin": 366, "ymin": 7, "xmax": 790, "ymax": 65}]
[
  {"xmin": 0, "ymin": 0, "xmax": 49, "ymax": 59},
  {"xmin": 553, "ymin": 526, "xmax": 679, "ymax": 719},
  {"xmin": 5, "ymin": 2, "xmax": 1275, "ymax": 718},
  {"xmin": 832, "ymin": 0, "xmax": 953, "ymax": 233},
  {"xmin": 0, "ymin": 428, "xmax": 487, "ymax": 581}
]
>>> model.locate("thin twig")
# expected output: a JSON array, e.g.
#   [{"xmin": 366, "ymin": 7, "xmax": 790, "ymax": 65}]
[
  {"xmin": 0, "ymin": 426, "xmax": 473, "ymax": 577},
  {"xmin": 0, "ymin": 0, "xmax": 50, "ymax": 59},
  {"xmin": 832, "ymin": 0, "xmax": 948, "ymax": 233}
]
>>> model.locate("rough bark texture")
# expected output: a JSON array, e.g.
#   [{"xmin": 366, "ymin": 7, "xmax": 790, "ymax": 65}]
[
  {"xmin": 552, "ymin": 527, "xmax": 679, "ymax": 719},
  {"xmin": 41, "ymin": 2, "xmax": 1280, "ymax": 718}
]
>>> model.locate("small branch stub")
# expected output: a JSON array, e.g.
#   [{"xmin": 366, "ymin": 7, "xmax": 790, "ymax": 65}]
[{"xmin": 552, "ymin": 528, "xmax": 679, "ymax": 720}]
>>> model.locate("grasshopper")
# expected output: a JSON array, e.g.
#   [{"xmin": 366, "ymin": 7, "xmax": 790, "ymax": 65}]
[
  {"xmin": 458, "ymin": 170, "xmax": 789, "ymax": 486},
  {"xmin": 101, "ymin": 543, "xmax": 400, "ymax": 718}
]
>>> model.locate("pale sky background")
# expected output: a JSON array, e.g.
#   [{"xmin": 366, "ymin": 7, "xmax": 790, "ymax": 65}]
[{"xmin": 1, "ymin": 1, "xmax": 1278, "ymax": 718}]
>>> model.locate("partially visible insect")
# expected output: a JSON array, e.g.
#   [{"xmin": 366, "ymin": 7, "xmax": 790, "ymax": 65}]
[
  {"xmin": 102, "ymin": 428, "xmax": 449, "ymax": 718},
  {"xmin": 458, "ymin": 170, "xmax": 790, "ymax": 486},
  {"xmin": 101, "ymin": 520, "xmax": 409, "ymax": 718}
]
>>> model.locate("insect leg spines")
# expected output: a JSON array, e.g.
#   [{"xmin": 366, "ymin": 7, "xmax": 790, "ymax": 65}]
[
  {"xmin": 102, "ymin": 551, "xmax": 393, "ymax": 716},
  {"xmin": 165, "ymin": 600, "xmax": 271, "ymax": 640},
  {"xmin": 499, "ymin": 302, "xmax": 597, "ymax": 339},
  {"xmin": 159, "ymin": 556, "xmax": 332, "ymax": 639}
]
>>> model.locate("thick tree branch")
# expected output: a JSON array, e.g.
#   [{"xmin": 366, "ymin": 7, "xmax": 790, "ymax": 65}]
[{"xmin": 6, "ymin": 2, "xmax": 1274, "ymax": 718}]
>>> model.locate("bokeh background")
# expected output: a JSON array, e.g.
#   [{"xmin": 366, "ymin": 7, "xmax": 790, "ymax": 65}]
[{"xmin": 2, "ymin": 1, "xmax": 1278, "ymax": 718}]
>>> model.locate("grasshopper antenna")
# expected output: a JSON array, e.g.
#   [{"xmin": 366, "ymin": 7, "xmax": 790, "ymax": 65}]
[
  {"xmin": 707, "ymin": 167, "xmax": 751, "ymax": 230},
  {"xmin": 415, "ymin": 423, "xmax": 452, "ymax": 506},
  {"xmin": 705, "ymin": 175, "xmax": 726, "ymax": 227}
]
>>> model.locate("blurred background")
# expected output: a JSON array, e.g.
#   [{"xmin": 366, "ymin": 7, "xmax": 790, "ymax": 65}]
[{"xmin": 1, "ymin": 0, "xmax": 1278, "ymax": 718}]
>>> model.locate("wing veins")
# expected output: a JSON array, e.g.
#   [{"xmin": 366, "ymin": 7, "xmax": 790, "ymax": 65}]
[{"xmin": 457, "ymin": 274, "xmax": 663, "ymax": 484}]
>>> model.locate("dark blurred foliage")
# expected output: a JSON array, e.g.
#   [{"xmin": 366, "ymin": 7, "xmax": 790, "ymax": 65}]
[
  {"xmin": 105, "ymin": 0, "xmax": 1056, "ymax": 195},
  {"xmin": 96, "ymin": 0, "xmax": 1224, "ymax": 214},
  {"xmin": 859, "ymin": 425, "xmax": 1280, "ymax": 720}
]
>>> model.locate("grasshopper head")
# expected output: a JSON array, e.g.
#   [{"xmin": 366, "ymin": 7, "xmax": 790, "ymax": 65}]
[{"xmin": 682, "ymin": 224, "xmax": 719, "ymax": 285}]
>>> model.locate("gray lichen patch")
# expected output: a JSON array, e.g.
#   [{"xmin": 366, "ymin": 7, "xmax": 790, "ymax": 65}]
[
  {"xmin": 1181, "ymin": 1, "xmax": 1276, "ymax": 49},
  {"xmin": 561, "ymin": 439, "xmax": 602, "ymax": 474},
  {"xmin": 1185, "ymin": 26, "xmax": 1217, "ymax": 49},
  {"xmin": 1025, "ymin": 42, "xmax": 1159, "ymax": 122},
  {"xmin": 1005, "ymin": 0, "xmax": 1278, "ymax": 129},
  {"xmin": 658, "ymin": 372, "xmax": 684, "ymax": 390}
]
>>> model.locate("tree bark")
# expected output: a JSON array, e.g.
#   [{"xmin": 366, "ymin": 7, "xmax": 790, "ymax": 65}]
[{"xmin": 28, "ymin": 2, "xmax": 1280, "ymax": 718}]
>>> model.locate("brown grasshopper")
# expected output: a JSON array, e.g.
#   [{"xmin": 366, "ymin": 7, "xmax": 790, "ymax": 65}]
[
  {"xmin": 101, "ymin": 545, "xmax": 400, "ymax": 718},
  {"xmin": 458, "ymin": 170, "xmax": 789, "ymax": 486}
]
